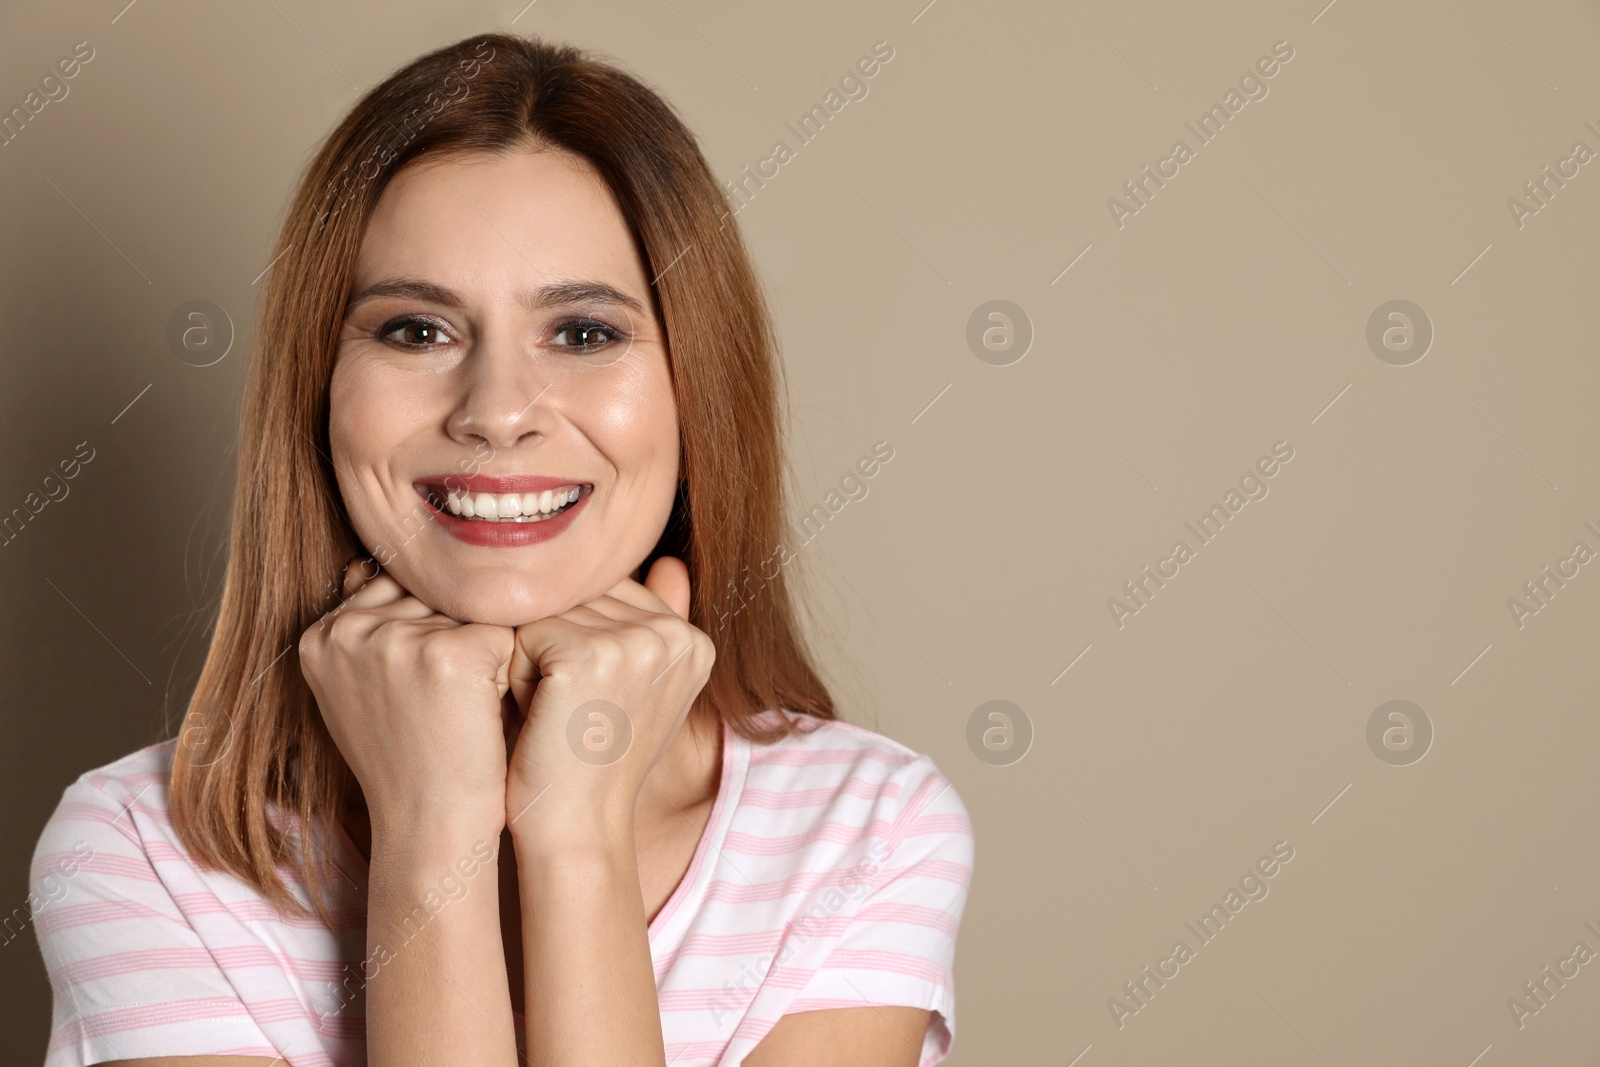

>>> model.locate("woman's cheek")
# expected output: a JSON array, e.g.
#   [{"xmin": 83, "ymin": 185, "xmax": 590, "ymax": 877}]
[{"xmin": 328, "ymin": 360, "xmax": 407, "ymax": 535}]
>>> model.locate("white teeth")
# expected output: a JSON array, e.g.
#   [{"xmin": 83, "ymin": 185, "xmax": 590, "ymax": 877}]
[{"xmin": 435, "ymin": 484, "xmax": 585, "ymax": 521}]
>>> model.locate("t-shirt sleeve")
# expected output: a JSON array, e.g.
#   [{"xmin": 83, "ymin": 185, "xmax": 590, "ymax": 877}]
[
  {"xmin": 28, "ymin": 774, "xmax": 279, "ymax": 1066},
  {"xmin": 791, "ymin": 756, "xmax": 975, "ymax": 1066}
]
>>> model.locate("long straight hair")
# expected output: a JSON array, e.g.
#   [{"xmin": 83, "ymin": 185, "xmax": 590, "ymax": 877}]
[{"xmin": 170, "ymin": 32, "xmax": 836, "ymax": 918}]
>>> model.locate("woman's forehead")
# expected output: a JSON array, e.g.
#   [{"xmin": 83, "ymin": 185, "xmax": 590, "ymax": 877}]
[{"xmin": 353, "ymin": 146, "xmax": 648, "ymax": 302}]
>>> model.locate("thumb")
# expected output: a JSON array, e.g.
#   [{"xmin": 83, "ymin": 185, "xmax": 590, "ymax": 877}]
[{"xmin": 643, "ymin": 556, "xmax": 692, "ymax": 620}]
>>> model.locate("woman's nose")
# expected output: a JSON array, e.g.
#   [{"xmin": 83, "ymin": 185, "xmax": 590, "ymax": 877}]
[{"xmin": 443, "ymin": 326, "xmax": 555, "ymax": 450}]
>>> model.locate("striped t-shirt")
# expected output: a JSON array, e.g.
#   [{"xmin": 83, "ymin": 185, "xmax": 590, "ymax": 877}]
[{"xmin": 30, "ymin": 707, "xmax": 974, "ymax": 1066}]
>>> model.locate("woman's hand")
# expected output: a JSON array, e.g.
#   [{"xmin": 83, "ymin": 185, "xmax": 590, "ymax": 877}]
[
  {"xmin": 297, "ymin": 559, "xmax": 517, "ymax": 841},
  {"xmin": 503, "ymin": 555, "xmax": 716, "ymax": 847}
]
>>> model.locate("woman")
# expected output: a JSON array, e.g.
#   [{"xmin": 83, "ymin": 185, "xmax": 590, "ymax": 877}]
[{"xmin": 30, "ymin": 32, "xmax": 972, "ymax": 1066}]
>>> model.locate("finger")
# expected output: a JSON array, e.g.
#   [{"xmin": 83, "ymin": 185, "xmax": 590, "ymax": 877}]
[
  {"xmin": 599, "ymin": 572, "xmax": 666, "ymax": 614},
  {"xmin": 600, "ymin": 557, "xmax": 688, "ymax": 617},
  {"xmin": 642, "ymin": 556, "xmax": 691, "ymax": 620},
  {"xmin": 336, "ymin": 570, "xmax": 411, "ymax": 614},
  {"xmin": 511, "ymin": 614, "xmax": 594, "ymax": 667},
  {"xmin": 558, "ymin": 600, "xmax": 696, "ymax": 685},
  {"xmin": 507, "ymin": 616, "xmax": 582, "ymax": 710},
  {"xmin": 310, "ymin": 595, "xmax": 444, "ymax": 650},
  {"xmin": 340, "ymin": 557, "xmax": 381, "ymax": 598},
  {"xmin": 562, "ymin": 598, "xmax": 671, "ymax": 630}
]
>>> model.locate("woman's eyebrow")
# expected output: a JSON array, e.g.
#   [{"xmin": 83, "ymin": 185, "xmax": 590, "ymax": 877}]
[{"xmin": 345, "ymin": 277, "xmax": 646, "ymax": 316}]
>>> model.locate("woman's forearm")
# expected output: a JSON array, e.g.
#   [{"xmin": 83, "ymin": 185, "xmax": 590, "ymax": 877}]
[
  {"xmin": 364, "ymin": 821, "xmax": 520, "ymax": 1066},
  {"xmin": 514, "ymin": 818, "xmax": 666, "ymax": 1067}
]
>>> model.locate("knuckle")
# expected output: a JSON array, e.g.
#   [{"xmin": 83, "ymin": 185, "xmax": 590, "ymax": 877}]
[
  {"xmin": 418, "ymin": 631, "xmax": 466, "ymax": 676},
  {"xmin": 325, "ymin": 609, "xmax": 362, "ymax": 643},
  {"xmin": 371, "ymin": 620, "xmax": 408, "ymax": 660},
  {"xmin": 589, "ymin": 633, "xmax": 628, "ymax": 667}
]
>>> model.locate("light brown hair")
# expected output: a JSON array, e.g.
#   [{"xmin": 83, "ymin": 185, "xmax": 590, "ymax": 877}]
[{"xmin": 170, "ymin": 32, "xmax": 836, "ymax": 917}]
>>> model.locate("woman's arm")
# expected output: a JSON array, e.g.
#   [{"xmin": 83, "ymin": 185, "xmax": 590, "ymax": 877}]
[
  {"xmin": 298, "ymin": 564, "xmax": 522, "ymax": 1063},
  {"xmin": 512, "ymin": 817, "xmax": 665, "ymax": 1065},
  {"xmin": 363, "ymin": 819, "xmax": 517, "ymax": 1064},
  {"xmin": 503, "ymin": 557, "xmax": 717, "ymax": 1065},
  {"xmin": 743, "ymin": 1006, "xmax": 934, "ymax": 1066}
]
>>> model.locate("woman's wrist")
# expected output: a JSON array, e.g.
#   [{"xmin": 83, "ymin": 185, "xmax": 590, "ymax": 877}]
[
  {"xmin": 508, "ymin": 797, "xmax": 635, "ymax": 864},
  {"xmin": 369, "ymin": 807, "xmax": 506, "ymax": 868}
]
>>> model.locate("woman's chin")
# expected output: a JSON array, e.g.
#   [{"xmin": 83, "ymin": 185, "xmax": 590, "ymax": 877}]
[
  {"xmin": 402, "ymin": 575, "xmax": 590, "ymax": 629},
  {"xmin": 430, "ymin": 589, "xmax": 572, "ymax": 628}
]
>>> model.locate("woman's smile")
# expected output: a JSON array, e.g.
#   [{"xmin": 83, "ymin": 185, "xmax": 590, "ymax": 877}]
[{"xmin": 414, "ymin": 474, "xmax": 595, "ymax": 547}]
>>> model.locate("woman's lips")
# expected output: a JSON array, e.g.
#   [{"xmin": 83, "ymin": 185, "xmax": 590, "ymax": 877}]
[
  {"xmin": 415, "ymin": 473, "xmax": 582, "ymax": 494},
  {"xmin": 412, "ymin": 478, "xmax": 593, "ymax": 548}
]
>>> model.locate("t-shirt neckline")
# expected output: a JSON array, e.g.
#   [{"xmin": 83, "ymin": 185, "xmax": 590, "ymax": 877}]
[{"xmin": 648, "ymin": 714, "xmax": 747, "ymax": 946}]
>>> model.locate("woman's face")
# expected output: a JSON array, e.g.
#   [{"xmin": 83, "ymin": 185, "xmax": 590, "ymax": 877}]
[{"xmin": 330, "ymin": 145, "xmax": 680, "ymax": 626}]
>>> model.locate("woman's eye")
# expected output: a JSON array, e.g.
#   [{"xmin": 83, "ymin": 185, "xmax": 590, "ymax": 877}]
[
  {"xmin": 551, "ymin": 319, "xmax": 620, "ymax": 351},
  {"xmin": 380, "ymin": 318, "xmax": 454, "ymax": 348}
]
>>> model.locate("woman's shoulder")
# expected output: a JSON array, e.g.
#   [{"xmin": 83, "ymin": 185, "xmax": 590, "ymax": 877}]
[
  {"xmin": 59, "ymin": 736, "xmax": 177, "ymax": 796},
  {"xmin": 736, "ymin": 708, "xmax": 973, "ymax": 853},
  {"xmin": 744, "ymin": 707, "xmax": 957, "ymax": 780},
  {"xmin": 32, "ymin": 738, "xmax": 178, "ymax": 868}
]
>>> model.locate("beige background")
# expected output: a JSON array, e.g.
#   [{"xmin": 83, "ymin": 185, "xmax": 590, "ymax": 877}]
[{"xmin": 4, "ymin": 0, "xmax": 1600, "ymax": 1062}]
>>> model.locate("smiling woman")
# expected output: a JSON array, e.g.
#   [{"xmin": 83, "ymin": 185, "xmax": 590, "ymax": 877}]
[{"xmin": 28, "ymin": 32, "xmax": 972, "ymax": 1067}]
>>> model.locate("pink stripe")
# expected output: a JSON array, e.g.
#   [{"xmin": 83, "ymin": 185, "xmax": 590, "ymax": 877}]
[
  {"xmin": 34, "ymin": 899, "xmax": 186, "ymax": 936},
  {"xmin": 59, "ymin": 852, "xmax": 161, "ymax": 883},
  {"xmin": 723, "ymin": 819, "xmax": 904, "ymax": 855},
  {"xmin": 747, "ymin": 747, "xmax": 914, "ymax": 769},
  {"xmin": 819, "ymin": 948, "xmax": 951, "ymax": 984},
  {"xmin": 84, "ymin": 768, "xmax": 170, "ymax": 791},
  {"xmin": 701, "ymin": 866, "xmax": 886, "ymax": 904},
  {"xmin": 675, "ymin": 928, "xmax": 794, "ymax": 955},
  {"xmin": 169, "ymin": 891, "xmax": 365, "ymax": 930},
  {"xmin": 39, "ymin": 802, "xmax": 144, "ymax": 847},
  {"xmin": 673, "ymin": 919, "xmax": 841, "ymax": 955},
  {"xmin": 48, "ymin": 996, "xmax": 258, "ymax": 1050},
  {"xmin": 738, "ymin": 779, "xmax": 898, "ymax": 808},
  {"xmin": 892, "ymin": 857, "xmax": 972, "ymax": 886},
  {"xmin": 55, "ymin": 945, "xmax": 355, "ymax": 985},
  {"xmin": 857, "ymin": 901, "xmax": 961, "ymax": 935},
  {"xmin": 29, "ymin": 851, "xmax": 101, "ymax": 884},
  {"xmin": 885, "ymin": 774, "xmax": 951, "ymax": 848}
]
